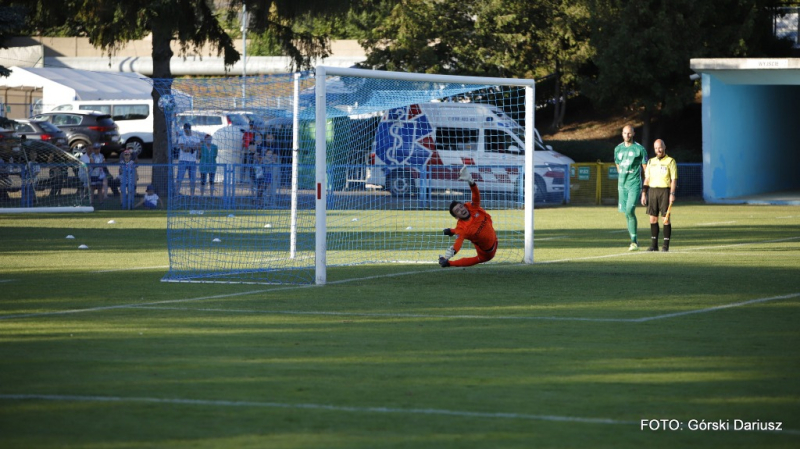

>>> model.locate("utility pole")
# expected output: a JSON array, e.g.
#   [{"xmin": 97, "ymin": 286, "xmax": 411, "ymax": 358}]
[{"xmin": 241, "ymin": 4, "xmax": 248, "ymax": 107}]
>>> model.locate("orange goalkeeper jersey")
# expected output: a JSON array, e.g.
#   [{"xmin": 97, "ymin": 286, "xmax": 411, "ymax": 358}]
[{"xmin": 449, "ymin": 184, "xmax": 497, "ymax": 253}]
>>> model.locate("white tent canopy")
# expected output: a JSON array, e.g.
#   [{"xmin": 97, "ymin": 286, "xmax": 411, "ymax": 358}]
[{"xmin": 0, "ymin": 66, "xmax": 152, "ymax": 105}]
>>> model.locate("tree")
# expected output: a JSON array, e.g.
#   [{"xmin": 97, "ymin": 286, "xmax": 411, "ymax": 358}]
[
  {"xmin": 13, "ymin": 0, "xmax": 353, "ymax": 165},
  {"xmin": 360, "ymin": 0, "xmax": 500, "ymax": 75},
  {"xmin": 359, "ymin": 0, "xmax": 592, "ymax": 129},
  {"xmin": 0, "ymin": 5, "xmax": 26, "ymax": 77},
  {"xmin": 583, "ymin": 0, "xmax": 791, "ymax": 146}
]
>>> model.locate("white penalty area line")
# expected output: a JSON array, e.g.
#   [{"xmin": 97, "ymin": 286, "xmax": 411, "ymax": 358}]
[
  {"xmin": 128, "ymin": 305, "xmax": 636, "ymax": 323},
  {"xmin": 129, "ymin": 291, "xmax": 800, "ymax": 324},
  {"xmin": 632, "ymin": 292, "xmax": 800, "ymax": 322},
  {"xmin": 1, "ymin": 236, "xmax": 798, "ymax": 323},
  {"xmin": 0, "ymin": 285, "xmax": 314, "ymax": 321},
  {"xmin": 540, "ymin": 235, "xmax": 800, "ymax": 264},
  {"xmin": 696, "ymin": 221, "xmax": 737, "ymax": 226},
  {"xmin": 0, "ymin": 393, "xmax": 634, "ymax": 426},
  {"xmin": 0, "ymin": 266, "xmax": 482, "ymax": 322},
  {"xmin": 92, "ymin": 265, "xmax": 169, "ymax": 273}
]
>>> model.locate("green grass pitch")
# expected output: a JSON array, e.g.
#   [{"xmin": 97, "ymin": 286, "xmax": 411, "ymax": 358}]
[{"xmin": 1, "ymin": 204, "xmax": 799, "ymax": 448}]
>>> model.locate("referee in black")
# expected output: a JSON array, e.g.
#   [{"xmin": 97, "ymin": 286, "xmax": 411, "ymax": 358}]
[{"xmin": 640, "ymin": 139, "xmax": 678, "ymax": 252}]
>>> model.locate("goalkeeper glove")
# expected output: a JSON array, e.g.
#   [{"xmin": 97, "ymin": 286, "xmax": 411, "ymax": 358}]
[
  {"xmin": 443, "ymin": 228, "xmax": 454, "ymax": 236},
  {"xmin": 458, "ymin": 166, "xmax": 474, "ymax": 185},
  {"xmin": 444, "ymin": 246, "xmax": 456, "ymax": 259}
]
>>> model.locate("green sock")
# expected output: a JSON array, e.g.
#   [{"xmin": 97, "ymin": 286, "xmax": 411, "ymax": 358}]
[{"xmin": 627, "ymin": 215, "xmax": 638, "ymax": 243}]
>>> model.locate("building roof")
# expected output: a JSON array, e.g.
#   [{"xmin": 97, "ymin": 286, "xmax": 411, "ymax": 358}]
[
  {"xmin": 4, "ymin": 66, "xmax": 152, "ymax": 100},
  {"xmin": 690, "ymin": 58, "xmax": 800, "ymax": 85}
]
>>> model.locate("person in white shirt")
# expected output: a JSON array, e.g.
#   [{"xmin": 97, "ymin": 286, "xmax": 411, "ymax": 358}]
[
  {"xmin": 135, "ymin": 184, "xmax": 162, "ymax": 209},
  {"xmin": 176, "ymin": 123, "xmax": 201, "ymax": 195}
]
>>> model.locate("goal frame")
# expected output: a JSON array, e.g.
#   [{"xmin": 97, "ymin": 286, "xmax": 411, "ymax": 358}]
[{"xmin": 314, "ymin": 66, "xmax": 537, "ymax": 285}]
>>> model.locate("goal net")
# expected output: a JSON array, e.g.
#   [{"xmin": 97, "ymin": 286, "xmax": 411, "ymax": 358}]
[
  {"xmin": 153, "ymin": 68, "xmax": 537, "ymax": 285},
  {"xmin": 0, "ymin": 139, "xmax": 92, "ymax": 213}
]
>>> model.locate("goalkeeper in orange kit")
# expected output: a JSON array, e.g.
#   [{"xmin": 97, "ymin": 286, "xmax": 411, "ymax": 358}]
[{"xmin": 439, "ymin": 167, "xmax": 498, "ymax": 268}]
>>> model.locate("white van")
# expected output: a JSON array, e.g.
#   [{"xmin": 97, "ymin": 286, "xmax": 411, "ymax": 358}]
[
  {"xmin": 48, "ymin": 99, "xmax": 153, "ymax": 157},
  {"xmin": 366, "ymin": 102, "xmax": 574, "ymax": 202}
]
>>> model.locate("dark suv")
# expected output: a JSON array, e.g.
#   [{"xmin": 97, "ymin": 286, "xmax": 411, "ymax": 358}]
[{"xmin": 30, "ymin": 111, "xmax": 122, "ymax": 157}]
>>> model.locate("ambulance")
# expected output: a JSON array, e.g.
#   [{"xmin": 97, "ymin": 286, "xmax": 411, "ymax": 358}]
[{"xmin": 366, "ymin": 102, "xmax": 573, "ymax": 202}]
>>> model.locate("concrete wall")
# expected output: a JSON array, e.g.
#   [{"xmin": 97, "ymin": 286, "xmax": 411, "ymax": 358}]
[
  {"xmin": 702, "ymin": 74, "xmax": 800, "ymax": 201},
  {"xmin": 5, "ymin": 36, "xmax": 365, "ymax": 59}
]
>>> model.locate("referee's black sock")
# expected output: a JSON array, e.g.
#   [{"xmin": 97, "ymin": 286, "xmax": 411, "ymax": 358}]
[
  {"xmin": 650, "ymin": 223, "xmax": 659, "ymax": 250},
  {"xmin": 663, "ymin": 224, "xmax": 671, "ymax": 250}
]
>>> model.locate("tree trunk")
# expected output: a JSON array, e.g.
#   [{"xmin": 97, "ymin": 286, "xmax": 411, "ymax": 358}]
[
  {"xmin": 557, "ymin": 84, "xmax": 567, "ymax": 129},
  {"xmin": 640, "ymin": 108, "xmax": 652, "ymax": 152},
  {"xmin": 550, "ymin": 61, "xmax": 562, "ymax": 131},
  {"xmin": 150, "ymin": 23, "xmax": 174, "ymax": 197}
]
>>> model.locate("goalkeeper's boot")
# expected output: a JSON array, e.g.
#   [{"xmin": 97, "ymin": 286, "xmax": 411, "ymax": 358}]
[
  {"xmin": 628, "ymin": 242, "xmax": 639, "ymax": 251},
  {"xmin": 438, "ymin": 256, "xmax": 450, "ymax": 268}
]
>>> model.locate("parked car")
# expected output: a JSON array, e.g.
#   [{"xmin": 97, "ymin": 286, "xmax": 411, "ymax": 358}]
[
  {"xmin": 13, "ymin": 119, "xmax": 69, "ymax": 152},
  {"xmin": 175, "ymin": 111, "xmax": 249, "ymax": 138},
  {"xmin": 47, "ymin": 99, "xmax": 154, "ymax": 158},
  {"xmin": 0, "ymin": 117, "xmax": 19, "ymax": 140},
  {"xmin": 30, "ymin": 111, "xmax": 122, "ymax": 157}
]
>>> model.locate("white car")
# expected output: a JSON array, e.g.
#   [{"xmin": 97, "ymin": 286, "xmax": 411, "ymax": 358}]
[{"xmin": 175, "ymin": 111, "xmax": 249, "ymax": 138}]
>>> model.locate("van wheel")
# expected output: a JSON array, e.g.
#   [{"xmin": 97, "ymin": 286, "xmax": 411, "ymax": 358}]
[
  {"xmin": 70, "ymin": 140, "xmax": 91, "ymax": 155},
  {"xmin": 534, "ymin": 175, "xmax": 547, "ymax": 203},
  {"xmin": 387, "ymin": 171, "xmax": 416, "ymax": 197}
]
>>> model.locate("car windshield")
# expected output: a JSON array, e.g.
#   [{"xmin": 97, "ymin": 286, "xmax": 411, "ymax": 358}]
[{"xmin": 228, "ymin": 114, "xmax": 249, "ymax": 126}]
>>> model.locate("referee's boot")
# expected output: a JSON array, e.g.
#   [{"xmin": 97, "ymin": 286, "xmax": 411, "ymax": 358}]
[{"xmin": 661, "ymin": 238, "xmax": 670, "ymax": 252}]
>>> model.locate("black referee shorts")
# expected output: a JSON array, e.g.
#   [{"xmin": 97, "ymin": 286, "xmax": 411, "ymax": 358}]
[{"xmin": 646, "ymin": 187, "xmax": 670, "ymax": 217}]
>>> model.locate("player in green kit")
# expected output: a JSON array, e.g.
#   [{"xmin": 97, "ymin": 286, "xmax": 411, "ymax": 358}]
[{"xmin": 614, "ymin": 125, "xmax": 648, "ymax": 251}]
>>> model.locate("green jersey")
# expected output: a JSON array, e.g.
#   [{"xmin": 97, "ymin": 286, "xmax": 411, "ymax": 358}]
[{"xmin": 614, "ymin": 142, "xmax": 647, "ymax": 186}]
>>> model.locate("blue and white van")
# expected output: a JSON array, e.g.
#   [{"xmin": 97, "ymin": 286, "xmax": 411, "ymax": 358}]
[{"xmin": 366, "ymin": 102, "xmax": 573, "ymax": 202}]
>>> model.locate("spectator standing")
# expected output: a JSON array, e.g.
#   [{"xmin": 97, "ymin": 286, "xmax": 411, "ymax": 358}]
[
  {"xmin": 46, "ymin": 151, "xmax": 67, "ymax": 197},
  {"xmin": 242, "ymin": 120, "xmax": 259, "ymax": 189},
  {"xmin": 252, "ymin": 151, "xmax": 271, "ymax": 203},
  {"xmin": 199, "ymin": 134, "xmax": 219, "ymax": 196},
  {"xmin": 20, "ymin": 149, "xmax": 41, "ymax": 207},
  {"xmin": 118, "ymin": 149, "xmax": 138, "ymax": 209},
  {"xmin": 264, "ymin": 148, "xmax": 280, "ymax": 202},
  {"xmin": 176, "ymin": 123, "xmax": 201, "ymax": 195},
  {"xmin": 0, "ymin": 156, "xmax": 11, "ymax": 202}
]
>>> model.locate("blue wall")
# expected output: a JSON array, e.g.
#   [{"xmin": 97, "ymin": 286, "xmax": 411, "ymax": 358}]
[{"xmin": 702, "ymin": 75, "xmax": 800, "ymax": 202}]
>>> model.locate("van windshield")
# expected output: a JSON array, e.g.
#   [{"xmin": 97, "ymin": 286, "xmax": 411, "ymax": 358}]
[{"xmin": 509, "ymin": 126, "xmax": 546, "ymax": 151}]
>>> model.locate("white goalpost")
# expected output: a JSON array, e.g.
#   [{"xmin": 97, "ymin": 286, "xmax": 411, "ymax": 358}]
[
  {"xmin": 156, "ymin": 67, "xmax": 540, "ymax": 285},
  {"xmin": 313, "ymin": 66, "xmax": 536, "ymax": 285}
]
